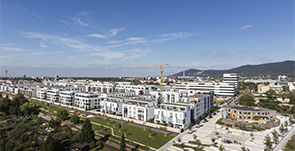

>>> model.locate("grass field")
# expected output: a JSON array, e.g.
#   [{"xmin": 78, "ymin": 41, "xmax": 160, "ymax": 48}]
[
  {"xmin": 88, "ymin": 116, "xmax": 174, "ymax": 149},
  {"xmin": 30, "ymin": 99, "xmax": 174, "ymax": 149}
]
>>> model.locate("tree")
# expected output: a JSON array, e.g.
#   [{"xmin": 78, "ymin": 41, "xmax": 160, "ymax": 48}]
[
  {"xmin": 20, "ymin": 102, "xmax": 40, "ymax": 115},
  {"xmin": 120, "ymin": 133, "xmax": 126, "ymax": 151},
  {"xmin": 219, "ymin": 145, "xmax": 225, "ymax": 151},
  {"xmin": 0, "ymin": 97, "xmax": 11, "ymax": 114},
  {"xmin": 195, "ymin": 117, "xmax": 201, "ymax": 124},
  {"xmin": 238, "ymin": 94, "xmax": 255, "ymax": 106},
  {"xmin": 79, "ymin": 119, "xmax": 95, "ymax": 143},
  {"xmin": 70, "ymin": 115, "xmax": 80, "ymax": 124},
  {"xmin": 193, "ymin": 134, "xmax": 197, "ymax": 141},
  {"xmin": 280, "ymin": 124, "xmax": 285, "ymax": 134},
  {"xmin": 9, "ymin": 94, "xmax": 28, "ymax": 115},
  {"xmin": 272, "ymin": 130, "xmax": 279, "ymax": 144},
  {"xmin": 250, "ymin": 133, "xmax": 254, "ymax": 137},
  {"xmin": 265, "ymin": 90, "xmax": 277, "ymax": 100},
  {"xmin": 288, "ymin": 92, "xmax": 295, "ymax": 105},
  {"xmin": 188, "ymin": 122, "xmax": 193, "ymax": 130},
  {"xmin": 41, "ymin": 134, "xmax": 64, "ymax": 151},
  {"xmin": 56, "ymin": 109, "xmax": 69, "ymax": 121},
  {"xmin": 241, "ymin": 146, "xmax": 247, "ymax": 151},
  {"xmin": 264, "ymin": 134, "xmax": 273, "ymax": 151},
  {"xmin": 285, "ymin": 121, "xmax": 289, "ymax": 127},
  {"xmin": 211, "ymin": 138, "xmax": 216, "ymax": 143}
]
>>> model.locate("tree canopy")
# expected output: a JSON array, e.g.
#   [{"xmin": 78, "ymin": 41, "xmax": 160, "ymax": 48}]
[
  {"xmin": 79, "ymin": 119, "xmax": 95, "ymax": 143},
  {"xmin": 238, "ymin": 94, "xmax": 256, "ymax": 106}
]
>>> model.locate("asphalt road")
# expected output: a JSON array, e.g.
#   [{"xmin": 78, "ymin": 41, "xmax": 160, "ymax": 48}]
[
  {"xmin": 273, "ymin": 125, "xmax": 295, "ymax": 151},
  {"xmin": 35, "ymin": 98, "xmax": 178, "ymax": 136}
]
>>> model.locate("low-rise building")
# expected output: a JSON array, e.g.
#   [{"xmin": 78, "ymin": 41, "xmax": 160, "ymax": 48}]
[
  {"xmin": 74, "ymin": 92, "xmax": 101, "ymax": 109},
  {"xmin": 223, "ymin": 106, "xmax": 276, "ymax": 123},
  {"xmin": 59, "ymin": 91, "xmax": 76, "ymax": 105},
  {"xmin": 154, "ymin": 103, "xmax": 191, "ymax": 129},
  {"xmin": 122, "ymin": 98, "xmax": 155, "ymax": 121},
  {"xmin": 100, "ymin": 97, "xmax": 124, "ymax": 115},
  {"xmin": 36, "ymin": 87, "xmax": 48, "ymax": 99},
  {"xmin": 47, "ymin": 88, "xmax": 60, "ymax": 102}
]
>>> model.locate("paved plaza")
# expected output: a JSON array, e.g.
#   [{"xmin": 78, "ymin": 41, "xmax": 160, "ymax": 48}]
[{"xmin": 161, "ymin": 108, "xmax": 295, "ymax": 151}]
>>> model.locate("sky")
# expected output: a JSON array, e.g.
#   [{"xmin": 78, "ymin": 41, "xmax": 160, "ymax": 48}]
[{"xmin": 0, "ymin": 0, "xmax": 294, "ymax": 77}]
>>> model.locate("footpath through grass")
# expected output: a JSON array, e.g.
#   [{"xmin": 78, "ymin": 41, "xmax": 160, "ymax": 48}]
[
  {"xmin": 29, "ymin": 100, "xmax": 175, "ymax": 149},
  {"xmin": 88, "ymin": 117, "xmax": 174, "ymax": 149}
]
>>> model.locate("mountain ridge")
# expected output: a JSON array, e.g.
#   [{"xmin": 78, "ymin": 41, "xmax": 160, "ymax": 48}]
[{"xmin": 171, "ymin": 60, "xmax": 295, "ymax": 78}]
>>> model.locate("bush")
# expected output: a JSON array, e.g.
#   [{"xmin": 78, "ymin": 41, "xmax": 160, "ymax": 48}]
[{"xmin": 70, "ymin": 115, "xmax": 81, "ymax": 124}]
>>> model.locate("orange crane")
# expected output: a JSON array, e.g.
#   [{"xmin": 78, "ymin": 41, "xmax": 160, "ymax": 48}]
[{"xmin": 145, "ymin": 62, "xmax": 168, "ymax": 88}]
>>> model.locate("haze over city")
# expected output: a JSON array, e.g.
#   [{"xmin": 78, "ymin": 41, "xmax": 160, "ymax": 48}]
[{"xmin": 0, "ymin": 0, "xmax": 294, "ymax": 77}]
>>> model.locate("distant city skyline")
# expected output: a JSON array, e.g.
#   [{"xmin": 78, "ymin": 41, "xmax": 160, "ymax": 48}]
[{"xmin": 0, "ymin": 0, "xmax": 294, "ymax": 77}]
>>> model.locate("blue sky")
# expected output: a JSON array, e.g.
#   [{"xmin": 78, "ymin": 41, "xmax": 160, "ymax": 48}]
[{"xmin": 0, "ymin": 0, "xmax": 294, "ymax": 77}]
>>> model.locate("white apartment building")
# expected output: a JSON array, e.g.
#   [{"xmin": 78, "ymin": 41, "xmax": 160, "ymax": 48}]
[
  {"xmin": 288, "ymin": 82, "xmax": 295, "ymax": 92},
  {"xmin": 185, "ymin": 93, "xmax": 214, "ymax": 119},
  {"xmin": 154, "ymin": 103, "xmax": 191, "ymax": 129},
  {"xmin": 89, "ymin": 82, "xmax": 116, "ymax": 93},
  {"xmin": 115, "ymin": 84, "xmax": 151, "ymax": 95},
  {"xmin": 122, "ymin": 98, "xmax": 155, "ymax": 121},
  {"xmin": 74, "ymin": 92, "xmax": 101, "ymax": 109},
  {"xmin": 100, "ymin": 97, "xmax": 125, "ymax": 115},
  {"xmin": 36, "ymin": 87, "xmax": 48, "ymax": 99},
  {"xmin": 59, "ymin": 91, "xmax": 76, "ymax": 105},
  {"xmin": 47, "ymin": 88, "xmax": 60, "ymax": 102},
  {"xmin": 175, "ymin": 82, "xmax": 236, "ymax": 97},
  {"xmin": 150, "ymin": 89, "xmax": 181, "ymax": 103}
]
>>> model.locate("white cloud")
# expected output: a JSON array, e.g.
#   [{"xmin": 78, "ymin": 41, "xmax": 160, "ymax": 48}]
[
  {"xmin": 87, "ymin": 28, "xmax": 124, "ymax": 39},
  {"xmin": 241, "ymin": 24, "xmax": 254, "ymax": 30},
  {"xmin": 40, "ymin": 42, "xmax": 47, "ymax": 48},
  {"xmin": 24, "ymin": 32, "xmax": 90, "ymax": 50},
  {"xmin": 92, "ymin": 51, "xmax": 125, "ymax": 59},
  {"xmin": 70, "ymin": 17, "xmax": 89, "ymax": 27},
  {"xmin": 107, "ymin": 32, "xmax": 195, "ymax": 48},
  {"xmin": 18, "ymin": 6, "xmax": 42, "ymax": 19},
  {"xmin": 0, "ymin": 51, "xmax": 62, "ymax": 59},
  {"xmin": 0, "ymin": 44, "xmax": 25, "ymax": 51}
]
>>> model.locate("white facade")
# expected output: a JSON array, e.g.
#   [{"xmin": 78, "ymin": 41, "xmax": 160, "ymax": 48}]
[
  {"xmin": 115, "ymin": 84, "xmax": 151, "ymax": 95},
  {"xmin": 175, "ymin": 82, "xmax": 236, "ymax": 97},
  {"xmin": 288, "ymin": 82, "xmax": 295, "ymax": 92},
  {"xmin": 47, "ymin": 88, "xmax": 60, "ymax": 102},
  {"xmin": 74, "ymin": 92, "xmax": 101, "ymax": 109},
  {"xmin": 36, "ymin": 87, "xmax": 48, "ymax": 99},
  {"xmin": 223, "ymin": 73, "xmax": 239, "ymax": 93},
  {"xmin": 122, "ymin": 99, "xmax": 154, "ymax": 121},
  {"xmin": 154, "ymin": 103, "xmax": 191, "ymax": 129},
  {"xmin": 100, "ymin": 97, "xmax": 124, "ymax": 115},
  {"xmin": 59, "ymin": 91, "xmax": 76, "ymax": 105}
]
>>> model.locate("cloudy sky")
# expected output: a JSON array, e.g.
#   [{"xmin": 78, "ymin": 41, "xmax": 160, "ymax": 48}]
[{"xmin": 0, "ymin": 0, "xmax": 294, "ymax": 77}]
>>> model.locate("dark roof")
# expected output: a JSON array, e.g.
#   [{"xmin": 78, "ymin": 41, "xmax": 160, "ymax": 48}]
[{"xmin": 229, "ymin": 106, "xmax": 260, "ymax": 111}]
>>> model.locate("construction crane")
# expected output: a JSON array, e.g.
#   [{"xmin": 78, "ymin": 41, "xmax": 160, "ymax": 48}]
[{"xmin": 145, "ymin": 62, "xmax": 168, "ymax": 88}]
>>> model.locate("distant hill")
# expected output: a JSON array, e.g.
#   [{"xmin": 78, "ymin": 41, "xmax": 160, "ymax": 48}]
[{"xmin": 172, "ymin": 60, "xmax": 295, "ymax": 78}]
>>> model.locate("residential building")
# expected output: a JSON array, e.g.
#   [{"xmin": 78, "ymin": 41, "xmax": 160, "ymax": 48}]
[
  {"xmin": 47, "ymin": 88, "xmax": 60, "ymax": 102},
  {"xmin": 74, "ymin": 92, "xmax": 101, "ymax": 109},
  {"xmin": 59, "ymin": 91, "xmax": 76, "ymax": 105},
  {"xmin": 100, "ymin": 97, "xmax": 124, "ymax": 115},
  {"xmin": 36, "ymin": 87, "xmax": 48, "ymax": 99},
  {"xmin": 122, "ymin": 98, "xmax": 155, "ymax": 121},
  {"xmin": 154, "ymin": 103, "xmax": 191, "ymax": 129}
]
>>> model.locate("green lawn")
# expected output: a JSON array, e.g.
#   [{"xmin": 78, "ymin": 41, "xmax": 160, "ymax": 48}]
[
  {"xmin": 87, "ymin": 117, "xmax": 174, "ymax": 149},
  {"xmin": 29, "ymin": 100, "xmax": 174, "ymax": 148},
  {"xmin": 30, "ymin": 100, "xmax": 67, "ymax": 112}
]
